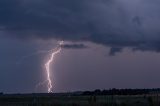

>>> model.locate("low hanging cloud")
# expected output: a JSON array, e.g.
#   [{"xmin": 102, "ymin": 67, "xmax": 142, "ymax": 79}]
[
  {"xmin": 1, "ymin": 0, "xmax": 160, "ymax": 53},
  {"xmin": 61, "ymin": 44, "xmax": 88, "ymax": 49}
]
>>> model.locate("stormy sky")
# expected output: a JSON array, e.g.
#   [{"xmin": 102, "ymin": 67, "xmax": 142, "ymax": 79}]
[{"xmin": 0, "ymin": 0, "xmax": 160, "ymax": 93}]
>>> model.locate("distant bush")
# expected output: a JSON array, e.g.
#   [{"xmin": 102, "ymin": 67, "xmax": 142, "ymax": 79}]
[{"xmin": 82, "ymin": 88, "xmax": 159, "ymax": 96}]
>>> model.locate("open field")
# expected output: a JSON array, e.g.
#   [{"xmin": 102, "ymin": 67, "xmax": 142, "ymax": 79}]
[{"xmin": 0, "ymin": 93, "xmax": 160, "ymax": 106}]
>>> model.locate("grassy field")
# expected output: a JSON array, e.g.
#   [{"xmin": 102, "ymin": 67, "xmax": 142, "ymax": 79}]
[{"xmin": 0, "ymin": 94, "xmax": 160, "ymax": 106}]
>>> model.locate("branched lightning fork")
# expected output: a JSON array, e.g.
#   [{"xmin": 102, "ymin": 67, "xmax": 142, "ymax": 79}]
[{"xmin": 45, "ymin": 41, "xmax": 64, "ymax": 93}]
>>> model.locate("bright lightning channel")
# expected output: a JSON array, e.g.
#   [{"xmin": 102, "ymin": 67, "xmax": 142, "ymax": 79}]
[{"xmin": 45, "ymin": 41, "xmax": 64, "ymax": 93}]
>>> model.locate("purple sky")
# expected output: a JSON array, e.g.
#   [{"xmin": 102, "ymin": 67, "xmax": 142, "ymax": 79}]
[{"xmin": 0, "ymin": 0, "xmax": 160, "ymax": 93}]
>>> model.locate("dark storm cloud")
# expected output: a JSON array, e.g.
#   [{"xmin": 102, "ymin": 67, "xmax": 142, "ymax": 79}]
[
  {"xmin": 61, "ymin": 44, "xmax": 88, "ymax": 49},
  {"xmin": 1, "ymin": 0, "xmax": 160, "ymax": 52},
  {"xmin": 109, "ymin": 47, "xmax": 122, "ymax": 56}
]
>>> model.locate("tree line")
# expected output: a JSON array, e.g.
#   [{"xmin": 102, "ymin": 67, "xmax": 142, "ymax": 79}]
[{"xmin": 82, "ymin": 88, "xmax": 160, "ymax": 95}]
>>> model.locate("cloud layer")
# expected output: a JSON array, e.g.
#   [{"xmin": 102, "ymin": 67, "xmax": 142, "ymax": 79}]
[
  {"xmin": 1, "ymin": 0, "xmax": 160, "ymax": 52},
  {"xmin": 61, "ymin": 44, "xmax": 88, "ymax": 49}
]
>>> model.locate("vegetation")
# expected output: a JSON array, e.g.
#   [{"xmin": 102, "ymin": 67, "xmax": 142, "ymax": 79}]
[{"xmin": 0, "ymin": 89, "xmax": 160, "ymax": 106}]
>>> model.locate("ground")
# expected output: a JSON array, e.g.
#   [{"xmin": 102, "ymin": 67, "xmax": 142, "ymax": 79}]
[{"xmin": 0, "ymin": 94, "xmax": 159, "ymax": 106}]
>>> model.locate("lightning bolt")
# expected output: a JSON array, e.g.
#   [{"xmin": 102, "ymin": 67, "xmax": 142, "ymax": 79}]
[{"xmin": 45, "ymin": 41, "xmax": 64, "ymax": 93}]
